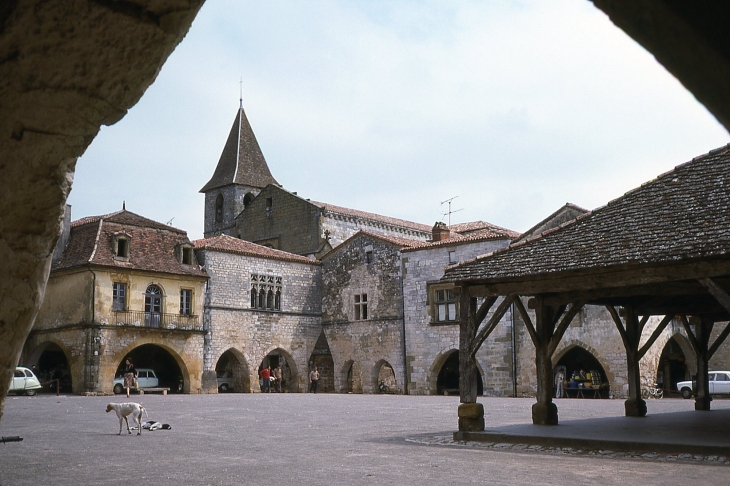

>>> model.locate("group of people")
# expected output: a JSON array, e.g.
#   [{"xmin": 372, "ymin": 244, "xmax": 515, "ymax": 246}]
[{"xmin": 258, "ymin": 365, "xmax": 284, "ymax": 393}]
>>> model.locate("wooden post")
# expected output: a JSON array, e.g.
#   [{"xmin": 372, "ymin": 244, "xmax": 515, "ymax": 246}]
[
  {"xmin": 693, "ymin": 317, "xmax": 713, "ymax": 411},
  {"xmin": 457, "ymin": 286, "xmax": 484, "ymax": 431},
  {"xmin": 606, "ymin": 306, "xmax": 646, "ymax": 417},
  {"xmin": 532, "ymin": 299, "xmax": 559, "ymax": 425}
]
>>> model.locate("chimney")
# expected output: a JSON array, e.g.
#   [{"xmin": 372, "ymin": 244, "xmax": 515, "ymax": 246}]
[
  {"xmin": 431, "ymin": 221, "xmax": 450, "ymax": 242},
  {"xmin": 52, "ymin": 204, "xmax": 72, "ymax": 264}
]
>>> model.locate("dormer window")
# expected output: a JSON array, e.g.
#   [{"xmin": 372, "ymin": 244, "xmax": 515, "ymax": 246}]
[
  {"xmin": 180, "ymin": 244, "xmax": 194, "ymax": 265},
  {"xmin": 265, "ymin": 197, "xmax": 273, "ymax": 218},
  {"xmin": 112, "ymin": 233, "xmax": 130, "ymax": 261}
]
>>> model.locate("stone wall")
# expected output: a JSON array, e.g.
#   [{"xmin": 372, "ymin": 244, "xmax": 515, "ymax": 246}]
[
  {"xmin": 197, "ymin": 246, "xmax": 322, "ymax": 392},
  {"xmin": 402, "ymin": 238, "xmax": 513, "ymax": 395},
  {"xmin": 321, "ymin": 233, "xmax": 406, "ymax": 393}
]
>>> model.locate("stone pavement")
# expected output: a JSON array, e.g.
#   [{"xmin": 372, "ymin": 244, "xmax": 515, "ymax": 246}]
[{"xmin": 1, "ymin": 394, "xmax": 729, "ymax": 485}]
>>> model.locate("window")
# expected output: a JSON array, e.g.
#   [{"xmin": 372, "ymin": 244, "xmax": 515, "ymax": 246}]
[
  {"xmin": 365, "ymin": 250, "xmax": 373, "ymax": 264},
  {"xmin": 144, "ymin": 284, "xmax": 162, "ymax": 327},
  {"xmin": 112, "ymin": 282, "xmax": 127, "ymax": 311},
  {"xmin": 215, "ymin": 194, "xmax": 224, "ymax": 223},
  {"xmin": 112, "ymin": 233, "xmax": 130, "ymax": 260},
  {"xmin": 181, "ymin": 246, "xmax": 193, "ymax": 265},
  {"xmin": 265, "ymin": 197, "xmax": 273, "ymax": 218},
  {"xmin": 448, "ymin": 250, "xmax": 457, "ymax": 264},
  {"xmin": 435, "ymin": 288, "xmax": 457, "ymax": 322},
  {"xmin": 180, "ymin": 289, "xmax": 192, "ymax": 316},
  {"xmin": 250, "ymin": 273, "xmax": 282, "ymax": 311},
  {"xmin": 354, "ymin": 293, "xmax": 368, "ymax": 320}
]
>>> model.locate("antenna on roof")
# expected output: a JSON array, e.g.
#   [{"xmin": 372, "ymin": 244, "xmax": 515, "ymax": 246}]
[
  {"xmin": 440, "ymin": 196, "xmax": 463, "ymax": 226},
  {"xmin": 166, "ymin": 217, "xmax": 175, "ymax": 226},
  {"xmin": 122, "ymin": 201, "xmax": 126, "ymax": 210}
]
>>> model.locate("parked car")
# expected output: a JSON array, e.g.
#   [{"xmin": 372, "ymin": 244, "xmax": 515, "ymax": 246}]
[
  {"xmin": 113, "ymin": 368, "xmax": 159, "ymax": 394},
  {"xmin": 217, "ymin": 372, "xmax": 234, "ymax": 392},
  {"xmin": 677, "ymin": 371, "xmax": 730, "ymax": 399},
  {"xmin": 9, "ymin": 367, "xmax": 42, "ymax": 396}
]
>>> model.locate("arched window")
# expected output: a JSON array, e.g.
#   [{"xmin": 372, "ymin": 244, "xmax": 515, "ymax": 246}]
[
  {"xmin": 258, "ymin": 288, "xmax": 266, "ymax": 309},
  {"xmin": 215, "ymin": 194, "xmax": 224, "ymax": 223},
  {"xmin": 275, "ymin": 290, "xmax": 281, "ymax": 311},
  {"xmin": 250, "ymin": 287, "xmax": 257, "ymax": 308},
  {"xmin": 267, "ymin": 289, "xmax": 274, "ymax": 309},
  {"xmin": 144, "ymin": 285, "xmax": 163, "ymax": 327},
  {"xmin": 243, "ymin": 192, "xmax": 255, "ymax": 208}
]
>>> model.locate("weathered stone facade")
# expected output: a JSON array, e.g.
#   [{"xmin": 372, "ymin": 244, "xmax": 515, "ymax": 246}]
[
  {"xmin": 321, "ymin": 232, "xmax": 407, "ymax": 393},
  {"xmin": 194, "ymin": 235, "xmax": 323, "ymax": 393},
  {"xmin": 402, "ymin": 238, "xmax": 515, "ymax": 395}
]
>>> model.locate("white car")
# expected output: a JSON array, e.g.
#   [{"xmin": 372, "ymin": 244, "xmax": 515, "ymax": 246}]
[
  {"xmin": 677, "ymin": 371, "xmax": 730, "ymax": 399},
  {"xmin": 217, "ymin": 372, "xmax": 234, "ymax": 392},
  {"xmin": 113, "ymin": 368, "xmax": 159, "ymax": 394},
  {"xmin": 9, "ymin": 367, "xmax": 42, "ymax": 396}
]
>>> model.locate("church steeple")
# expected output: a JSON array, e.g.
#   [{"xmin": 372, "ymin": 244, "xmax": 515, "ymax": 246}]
[
  {"xmin": 201, "ymin": 101, "xmax": 279, "ymax": 238},
  {"xmin": 200, "ymin": 102, "xmax": 278, "ymax": 193}
]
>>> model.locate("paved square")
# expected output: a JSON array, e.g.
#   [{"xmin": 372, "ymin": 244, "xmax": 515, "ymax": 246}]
[{"xmin": 1, "ymin": 394, "xmax": 728, "ymax": 485}]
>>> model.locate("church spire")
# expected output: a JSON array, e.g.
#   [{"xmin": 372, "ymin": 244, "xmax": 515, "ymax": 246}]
[{"xmin": 200, "ymin": 100, "xmax": 278, "ymax": 193}]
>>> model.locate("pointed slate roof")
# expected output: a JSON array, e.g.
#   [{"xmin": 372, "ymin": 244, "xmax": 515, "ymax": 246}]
[{"xmin": 200, "ymin": 104, "xmax": 279, "ymax": 193}]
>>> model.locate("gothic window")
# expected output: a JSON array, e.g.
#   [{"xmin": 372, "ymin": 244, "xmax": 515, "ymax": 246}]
[
  {"xmin": 250, "ymin": 273, "xmax": 282, "ymax": 311},
  {"xmin": 243, "ymin": 192, "xmax": 255, "ymax": 208},
  {"xmin": 112, "ymin": 282, "xmax": 127, "ymax": 311},
  {"xmin": 354, "ymin": 293, "xmax": 368, "ymax": 320},
  {"xmin": 215, "ymin": 194, "xmax": 224, "ymax": 223},
  {"xmin": 180, "ymin": 289, "xmax": 192, "ymax": 316}
]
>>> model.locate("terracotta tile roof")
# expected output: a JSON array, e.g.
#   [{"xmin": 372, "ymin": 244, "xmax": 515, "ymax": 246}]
[
  {"xmin": 319, "ymin": 230, "xmax": 420, "ymax": 261},
  {"xmin": 194, "ymin": 234, "xmax": 320, "ymax": 265},
  {"xmin": 443, "ymin": 144, "xmax": 730, "ymax": 283},
  {"xmin": 449, "ymin": 221, "xmax": 521, "ymax": 239},
  {"xmin": 310, "ymin": 200, "xmax": 432, "ymax": 235},
  {"xmin": 200, "ymin": 105, "xmax": 278, "ymax": 193},
  {"xmin": 54, "ymin": 210, "xmax": 206, "ymax": 278},
  {"xmin": 402, "ymin": 226, "xmax": 517, "ymax": 252}
]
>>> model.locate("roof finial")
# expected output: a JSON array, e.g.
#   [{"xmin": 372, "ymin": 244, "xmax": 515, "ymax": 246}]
[
  {"xmin": 123, "ymin": 201, "xmax": 126, "ymax": 211},
  {"xmin": 239, "ymin": 77, "xmax": 243, "ymax": 109}
]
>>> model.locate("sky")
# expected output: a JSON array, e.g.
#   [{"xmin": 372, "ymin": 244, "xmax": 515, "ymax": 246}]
[{"xmin": 68, "ymin": 0, "xmax": 729, "ymax": 241}]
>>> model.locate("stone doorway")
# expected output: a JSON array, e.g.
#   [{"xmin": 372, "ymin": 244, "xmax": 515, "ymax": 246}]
[
  {"xmin": 27, "ymin": 342, "xmax": 72, "ymax": 393},
  {"xmin": 342, "ymin": 360, "xmax": 362, "ymax": 393},
  {"xmin": 436, "ymin": 350, "xmax": 483, "ymax": 396},
  {"xmin": 375, "ymin": 361, "xmax": 397, "ymax": 393},
  {"xmin": 116, "ymin": 344, "xmax": 185, "ymax": 393},
  {"xmin": 658, "ymin": 336, "xmax": 691, "ymax": 395},
  {"xmin": 308, "ymin": 332, "xmax": 334, "ymax": 393},
  {"xmin": 215, "ymin": 349, "xmax": 250, "ymax": 393},
  {"xmin": 260, "ymin": 349, "xmax": 297, "ymax": 393}
]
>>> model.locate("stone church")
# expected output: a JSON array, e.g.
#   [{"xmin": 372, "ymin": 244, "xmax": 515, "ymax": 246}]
[{"xmin": 18, "ymin": 102, "xmax": 729, "ymax": 398}]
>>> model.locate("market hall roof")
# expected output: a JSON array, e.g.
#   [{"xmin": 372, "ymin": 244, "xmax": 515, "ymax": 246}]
[
  {"xmin": 54, "ymin": 210, "xmax": 206, "ymax": 278},
  {"xmin": 442, "ymin": 144, "xmax": 730, "ymax": 302},
  {"xmin": 200, "ymin": 104, "xmax": 279, "ymax": 193}
]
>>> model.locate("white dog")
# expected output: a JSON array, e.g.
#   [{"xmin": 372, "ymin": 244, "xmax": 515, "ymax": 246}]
[{"xmin": 106, "ymin": 402, "xmax": 147, "ymax": 435}]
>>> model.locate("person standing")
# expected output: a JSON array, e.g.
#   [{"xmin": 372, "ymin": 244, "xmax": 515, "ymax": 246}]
[
  {"xmin": 309, "ymin": 366, "xmax": 319, "ymax": 394},
  {"xmin": 259, "ymin": 366, "xmax": 271, "ymax": 393},
  {"xmin": 123, "ymin": 358, "xmax": 137, "ymax": 398},
  {"xmin": 274, "ymin": 365, "xmax": 283, "ymax": 393}
]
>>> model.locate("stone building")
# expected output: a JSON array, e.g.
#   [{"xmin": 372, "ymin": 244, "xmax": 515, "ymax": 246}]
[
  {"xmin": 25, "ymin": 208, "xmax": 208, "ymax": 394},
  {"xmin": 193, "ymin": 234, "xmax": 324, "ymax": 393}
]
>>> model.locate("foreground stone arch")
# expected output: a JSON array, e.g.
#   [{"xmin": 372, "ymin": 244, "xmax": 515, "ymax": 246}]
[
  {"xmin": 214, "ymin": 348, "xmax": 251, "ymax": 393},
  {"xmin": 429, "ymin": 349, "xmax": 485, "ymax": 396}
]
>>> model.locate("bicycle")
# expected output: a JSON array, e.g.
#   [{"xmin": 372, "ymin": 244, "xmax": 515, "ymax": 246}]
[
  {"xmin": 641, "ymin": 383, "xmax": 664, "ymax": 399},
  {"xmin": 378, "ymin": 381, "xmax": 390, "ymax": 394}
]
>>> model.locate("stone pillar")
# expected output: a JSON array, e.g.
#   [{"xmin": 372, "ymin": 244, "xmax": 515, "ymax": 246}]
[
  {"xmin": 532, "ymin": 300, "xmax": 558, "ymax": 425},
  {"xmin": 457, "ymin": 286, "xmax": 484, "ymax": 431},
  {"xmin": 693, "ymin": 317, "xmax": 713, "ymax": 411}
]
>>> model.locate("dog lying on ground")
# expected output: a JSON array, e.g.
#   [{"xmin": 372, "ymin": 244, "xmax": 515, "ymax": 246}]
[{"xmin": 106, "ymin": 402, "xmax": 147, "ymax": 435}]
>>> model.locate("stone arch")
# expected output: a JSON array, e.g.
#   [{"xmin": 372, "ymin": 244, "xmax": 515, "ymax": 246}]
[
  {"xmin": 645, "ymin": 330, "xmax": 695, "ymax": 393},
  {"xmin": 260, "ymin": 347, "xmax": 300, "ymax": 393},
  {"xmin": 372, "ymin": 359, "xmax": 398, "ymax": 394},
  {"xmin": 107, "ymin": 339, "xmax": 191, "ymax": 394},
  {"xmin": 553, "ymin": 341, "xmax": 611, "ymax": 396},
  {"xmin": 214, "ymin": 348, "xmax": 251, "ymax": 393},
  {"xmin": 24, "ymin": 339, "xmax": 75, "ymax": 393},
  {"xmin": 243, "ymin": 192, "xmax": 255, "ymax": 208},
  {"xmin": 341, "ymin": 359, "xmax": 362, "ymax": 393},
  {"xmin": 428, "ymin": 349, "xmax": 485, "ymax": 396}
]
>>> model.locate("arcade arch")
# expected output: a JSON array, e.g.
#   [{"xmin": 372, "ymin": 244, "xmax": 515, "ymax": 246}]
[
  {"xmin": 260, "ymin": 348, "xmax": 298, "ymax": 393},
  {"xmin": 431, "ymin": 350, "xmax": 483, "ymax": 396},
  {"xmin": 373, "ymin": 360, "xmax": 397, "ymax": 393},
  {"xmin": 114, "ymin": 343, "xmax": 187, "ymax": 394},
  {"xmin": 25, "ymin": 341, "xmax": 72, "ymax": 393},
  {"xmin": 657, "ymin": 334, "xmax": 693, "ymax": 394},
  {"xmin": 215, "ymin": 349, "xmax": 250, "ymax": 393},
  {"xmin": 553, "ymin": 344, "xmax": 609, "ymax": 398}
]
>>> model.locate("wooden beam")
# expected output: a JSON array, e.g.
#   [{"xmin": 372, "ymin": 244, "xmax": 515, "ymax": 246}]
[
  {"xmin": 637, "ymin": 315, "xmax": 673, "ymax": 359},
  {"xmin": 474, "ymin": 296, "xmax": 498, "ymax": 329},
  {"xmin": 679, "ymin": 315, "xmax": 701, "ymax": 354},
  {"xmin": 513, "ymin": 297, "xmax": 538, "ymax": 347},
  {"xmin": 709, "ymin": 321, "xmax": 730, "ymax": 359},
  {"xmin": 470, "ymin": 294, "xmax": 516, "ymax": 358},
  {"xmin": 606, "ymin": 305, "xmax": 630, "ymax": 350},
  {"xmin": 548, "ymin": 302, "xmax": 586, "ymax": 357}
]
